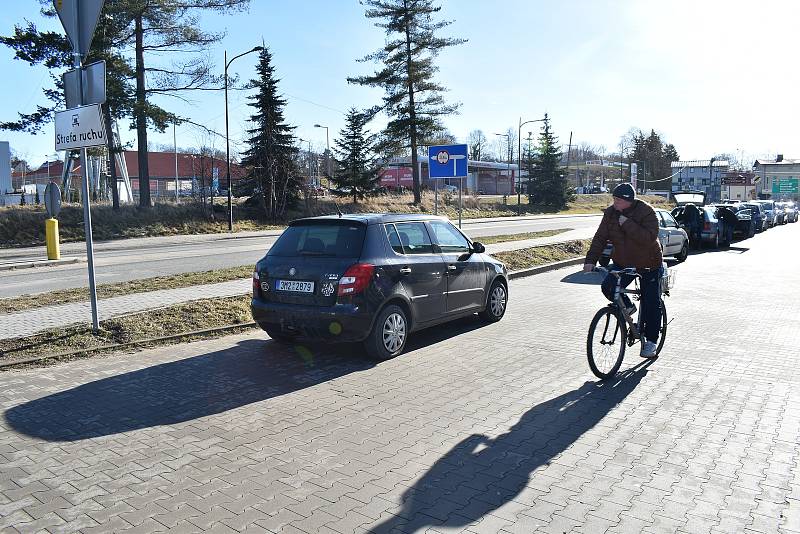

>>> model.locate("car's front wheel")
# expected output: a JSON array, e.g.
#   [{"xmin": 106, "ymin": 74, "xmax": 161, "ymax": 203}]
[
  {"xmin": 479, "ymin": 279, "xmax": 508, "ymax": 323},
  {"xmin": 364, "ymin": 304, "xmax": 408, "ymax": 360}
]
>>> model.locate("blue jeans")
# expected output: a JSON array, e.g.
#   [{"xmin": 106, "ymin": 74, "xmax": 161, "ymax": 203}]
[{"xmin": 601, "ymin": 265, "xmax": 662, "ymax": 343}]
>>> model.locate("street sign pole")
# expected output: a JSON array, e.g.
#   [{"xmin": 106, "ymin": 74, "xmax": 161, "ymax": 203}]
[{"xmin": 61, "ymin": 0, "xmax": 101, "ymax": 333}]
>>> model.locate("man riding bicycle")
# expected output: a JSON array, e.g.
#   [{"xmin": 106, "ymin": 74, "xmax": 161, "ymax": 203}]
[{"xmin": 583, "ymin": 183, "xmax": 663, "ymax": 358}]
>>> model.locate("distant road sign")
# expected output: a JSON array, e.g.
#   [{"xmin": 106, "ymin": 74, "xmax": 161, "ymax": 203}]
[
  {"xmin": 54, "ymin": 103, "xmax": 107, "ymax": 151},
  {"xmin": 44, "ymin": 182, "xmax": 62, "ymax": 218},
  {"xmin": 54, "ymin": 0, "xmax": 104, "ymax": 60},
  {"xmin": 772, "ymin": 178, "xmax": 798, "ymax": 194},
  {"xmin": 428, "ymin": 144, "xmax": 468, "ymax": 178},
  {"xmin": 63, "ymin": 60, "xmax": 106, "ymax": 108}
]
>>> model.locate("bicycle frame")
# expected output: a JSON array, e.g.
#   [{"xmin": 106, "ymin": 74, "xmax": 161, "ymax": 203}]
[{"xmin": 606, "ymin": 268, "xmax": 644, "ymax": 346}]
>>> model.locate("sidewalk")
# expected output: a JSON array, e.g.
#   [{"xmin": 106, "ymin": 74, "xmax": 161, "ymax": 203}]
[{"xmin": 0, "ymin": 232, "xmax": 592, "ymax": 340}]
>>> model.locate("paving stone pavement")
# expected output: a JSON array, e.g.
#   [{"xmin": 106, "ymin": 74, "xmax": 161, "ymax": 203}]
[{"xmin": 0, "ymin": 223, "xmax": 799, "ymax": 533}]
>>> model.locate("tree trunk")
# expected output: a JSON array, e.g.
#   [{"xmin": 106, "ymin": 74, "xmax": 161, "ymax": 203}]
[
  {"xmin": 134, "ymin": 13, "xmax": 151, "ymax": 207},
  {"xmin": 404, "ymin": 8, "xmax": 421, "ymax": 205},
  {"xmin": 103, "ymin": 105, "xmax": 120, "ymax": 210}
]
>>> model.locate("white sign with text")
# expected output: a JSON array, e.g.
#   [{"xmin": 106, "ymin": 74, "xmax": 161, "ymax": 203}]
[{"xmin": 54, "ymin": 103, "xmax": 106, "ymax": 151}]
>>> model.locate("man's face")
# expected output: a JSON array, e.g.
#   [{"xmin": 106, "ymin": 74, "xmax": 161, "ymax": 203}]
[{"xmin": 613, "ymin": 196, "xmax": 633, "ymax": 212}]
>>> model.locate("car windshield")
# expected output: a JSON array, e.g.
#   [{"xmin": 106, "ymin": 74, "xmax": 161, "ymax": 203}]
[{"xmin": 268, "ymin": 222, "xmax": 366, "ymax": 258}]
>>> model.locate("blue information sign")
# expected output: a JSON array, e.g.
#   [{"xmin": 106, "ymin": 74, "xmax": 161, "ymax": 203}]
[{"xmin": 428, "ymin": 144, "xmax": 468, "ymax": 178}]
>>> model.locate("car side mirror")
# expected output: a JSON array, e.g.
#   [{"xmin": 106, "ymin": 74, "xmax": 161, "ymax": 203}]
[{"xmin": 471, "ymin": 241, "xmax": 485, "ymax": 253}]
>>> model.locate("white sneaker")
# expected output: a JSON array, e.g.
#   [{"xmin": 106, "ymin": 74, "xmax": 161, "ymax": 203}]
[{"xmin": 640, "ymin": 341, "xmax": 658, "ymax": 359}]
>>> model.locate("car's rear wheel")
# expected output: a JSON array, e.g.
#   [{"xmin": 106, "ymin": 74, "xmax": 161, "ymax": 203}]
[
  {"xmin": 364, "ymin": 304, "xmax": 408, "ymax": 360},
  {"xmin": 675, "ymin": 241, "xmax": 688, "ymax": 263},
  {"xmin": 479, "ymin": 279, "xmax": 507, "ymax": 323}
]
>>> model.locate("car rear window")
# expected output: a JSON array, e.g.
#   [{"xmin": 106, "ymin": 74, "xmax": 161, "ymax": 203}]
[{"xmin": 269, "ymin": 222, "xmax": 366, "ymax": 258}]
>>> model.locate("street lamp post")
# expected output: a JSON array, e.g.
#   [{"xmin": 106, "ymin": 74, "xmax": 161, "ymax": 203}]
[
  {"xmin": 225, "ymin": 45, "xmax": 264, "ymax": 231},
  {"xmin": 314, "ymin": 124, "xmax": 330, "ymax": 187},
  {"xmin": 518, "ymin": 117, "xmax": 546, "ymax": 215}
]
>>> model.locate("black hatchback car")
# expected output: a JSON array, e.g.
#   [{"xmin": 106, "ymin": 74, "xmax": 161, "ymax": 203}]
[{"xmin": 251, "ymin": 214, "xmax": 508, "ymax": 359}]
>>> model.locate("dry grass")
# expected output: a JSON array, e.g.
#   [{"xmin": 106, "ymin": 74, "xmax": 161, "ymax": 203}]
[
  {"xmin": 0, "ymin": 265, "xmax": 253, "ymax": 315},
  {"xmin": 0, "ymin": 193, "xmax": 670, "ymax": 247},
  {"xmin": 0, "ymin": 295, "xmax": 254, "ymax": 367},
  {"xmin": 493, "ymin": 240, "xmax": 591, "ymax": 271}
]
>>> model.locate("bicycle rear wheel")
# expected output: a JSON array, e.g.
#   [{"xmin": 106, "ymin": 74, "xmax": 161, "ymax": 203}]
[
  {"xmin": 655, "ymin": 299, "xmax": 668, "ymax": 356},
  {"xmin": 587, "ymin": 306, "xmax": 627, "ymax": 380}
]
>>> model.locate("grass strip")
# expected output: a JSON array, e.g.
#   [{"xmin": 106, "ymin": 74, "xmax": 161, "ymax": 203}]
[
  {"xmin": 475, "ymin": 228, "xmax": 571, "ymax": 245},
  {"xmin": 0, "ymin": 265, "xmax": 253, "ymax": 314},
  {"xmin": 0, "ymin": 240, "xmax": 591, "ymax": 370},
  {"xmin": 493, "ymin": 239, "xmax": 590, "ymax": 271}
]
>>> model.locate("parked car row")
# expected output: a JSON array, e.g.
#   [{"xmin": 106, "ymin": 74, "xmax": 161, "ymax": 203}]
[
  {"xmin": 251, "ymin": 214, "xmax": 507, "ymax": 360},
  {"xmin": 599, "ymin": 207, "xmax": 690, "ymax": 267}
]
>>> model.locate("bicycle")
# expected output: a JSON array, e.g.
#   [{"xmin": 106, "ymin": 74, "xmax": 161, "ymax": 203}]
[{"xmin": 586, "ymin": 266, "xmax": 674, "ymax": 380}]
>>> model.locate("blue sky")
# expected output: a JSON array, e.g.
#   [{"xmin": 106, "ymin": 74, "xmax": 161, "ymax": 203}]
[{"xmin": 2, "ymin": 1, "xmax": 798, "ymax": 168}]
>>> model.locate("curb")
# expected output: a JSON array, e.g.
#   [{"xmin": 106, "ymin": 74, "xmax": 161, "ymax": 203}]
[
  {"xmin": 508, "ymin": 257, "xmax": 585, "ymax": 280},
  {"xmin": 0, "ymin": 257, "xmax": 83, "ymax": 272}
]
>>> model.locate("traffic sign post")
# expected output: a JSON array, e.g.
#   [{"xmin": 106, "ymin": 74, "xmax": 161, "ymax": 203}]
[
  {"xmin": 53, "ymin": 0, "xmax": 105, "ymax": 333},
  {"xmin": 428, "ymin": 144, "xmax": 469, "ymax": 227}
]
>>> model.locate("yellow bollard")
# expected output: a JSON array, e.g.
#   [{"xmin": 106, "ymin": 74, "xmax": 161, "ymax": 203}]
[{"xmin": 46, "ymin": 218, "xmax": 60, "ymax": 260}]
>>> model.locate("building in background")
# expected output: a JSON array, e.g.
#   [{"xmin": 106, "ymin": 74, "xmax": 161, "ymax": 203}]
[
  {"xmin": 753, "ymin": 155, "xmax": 800, "ymax": 200},
  {"xmin": 721, "ymin": 171, "xmax": 757, "ymax": 201},
  {"xmin": 670, "ymin": 159, "xmax": 729, "ymax": 203}
]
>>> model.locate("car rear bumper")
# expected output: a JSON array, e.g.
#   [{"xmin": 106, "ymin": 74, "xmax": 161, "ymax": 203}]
[{"xmin": 251, "ymin": 298, "xmax": 374, "ymax": 342}]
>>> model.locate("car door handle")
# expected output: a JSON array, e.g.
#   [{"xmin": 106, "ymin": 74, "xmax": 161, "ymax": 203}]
[
  {"xmin": 448, "ymin": 265, "xmax": 457, "ymax": 271},
  {"xmin": 399, "ymin": 267, "xmax": 412, "ymax": 274}
]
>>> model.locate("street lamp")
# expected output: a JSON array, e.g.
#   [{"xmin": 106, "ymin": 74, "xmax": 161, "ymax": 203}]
[
  {"xmin": 225, "ymin": 45, "xmax": 264, "ymax": 231},
  {"xmin": 494, "ymin": 132, "xmax": 510, "ymax": 197},
  {"xmin": 314, "ymin": 124, "xmax": 330, "ymax": 187},
  {"xmin": 518, "ymin": 117, "xmax": 547, "ymax": 214}
]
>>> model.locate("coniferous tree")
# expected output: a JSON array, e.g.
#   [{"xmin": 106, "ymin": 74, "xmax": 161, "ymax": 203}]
[
  {"xmin": 348, "ymin": 0, "xmax": 466, "ymax": 204},
  {"xmin": 240, "ymin": 47, "xmax": 300, "ymax": 220},
  {"xmin": 529, "ymin": 114, "xmax": 574, "ymax": 208},
  {"xmin": 34, "ymin": 187, "xmax": 40, "ymax": 205},
  {"xmin": 332, "ymin": 108, "xmax": 381, "ymax": 204}
]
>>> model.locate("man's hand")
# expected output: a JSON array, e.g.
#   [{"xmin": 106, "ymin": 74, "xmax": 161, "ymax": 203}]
[
  {"xmin": 618, "ymin": 214, "xmax": 628, "ymax": 225},
  {"xmin": 583, "ymin": 263, "xmax": 595, "ymax": 273}
]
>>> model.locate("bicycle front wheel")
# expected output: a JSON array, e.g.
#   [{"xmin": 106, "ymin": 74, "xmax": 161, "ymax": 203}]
[
  {"xmin": 587, "ymin": 306, "xmax": 627, "ymax": 380},
  {"xmin": 655, "ymin": 299, "xmax": 668, "ymax": 356}
]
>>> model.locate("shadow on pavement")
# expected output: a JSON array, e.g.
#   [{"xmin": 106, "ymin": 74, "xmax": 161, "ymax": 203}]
[
  {"xmin": 5, "ymin": 338, "xmax": 375, "ymax": 441},
  {"xmin": 5, "ymin": 314, "xmax": 496, "ymax": 442},
  {"xmin": 368, "ymin": 361, "xmax": 652, "ymax": 533}
]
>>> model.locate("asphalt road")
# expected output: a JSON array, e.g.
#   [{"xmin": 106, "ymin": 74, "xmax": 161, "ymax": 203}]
[{"xmin": 0, "ymin": 214, "xmax": 600, "ymax": 298}]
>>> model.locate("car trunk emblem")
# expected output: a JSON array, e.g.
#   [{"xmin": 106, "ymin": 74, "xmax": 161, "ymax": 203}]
[{"xmin": 289, "ymin": 267, "xmax": 296, "ymax": 276}]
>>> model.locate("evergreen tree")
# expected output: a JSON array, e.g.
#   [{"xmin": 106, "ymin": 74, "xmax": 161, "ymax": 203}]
[
  {"xmin": 332, "ymin": 108, "xmax": 381, "ymax": 204},
  {"xmin": 529, "ymin": 114, "xmax": 574, "ymax": 208},
  {"xmin": 240, "ymin": 47, "xmax": 300, "ymax": 220},
  {"xmin": 34, "ymin": 187, "xmax": 40, "ymax": 205},
  {"xmin": 20, "ymin": 191, "xmax": 26, "ymax": 206},
  {"xmin": 348, "ymin": 0, "xmax": 466, "ymax": 204}
]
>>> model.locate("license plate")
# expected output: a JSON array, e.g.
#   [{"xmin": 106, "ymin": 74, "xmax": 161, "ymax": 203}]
[{"xmin": 275, "ymin": 280, "xmax": 314, "ymax": 293}]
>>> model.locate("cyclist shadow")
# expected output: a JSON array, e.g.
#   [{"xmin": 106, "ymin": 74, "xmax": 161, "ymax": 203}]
[{"xmin": 368, "ymin": 362, "xmax": 652, "ymax": 533}]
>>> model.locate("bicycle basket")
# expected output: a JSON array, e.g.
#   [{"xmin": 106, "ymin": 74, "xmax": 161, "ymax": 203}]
[{"xmin": 660, "ymin": 268, "xmax": 676, "ymax": 293}]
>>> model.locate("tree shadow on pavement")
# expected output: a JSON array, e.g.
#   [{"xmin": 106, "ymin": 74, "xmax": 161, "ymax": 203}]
[
  {"xmin": 5, "ymin": 338, "xmax": 375, "ymax": 442},
  {"xmin": 368, "ymin": 361, "xmax": 653, "ymax": 534}
]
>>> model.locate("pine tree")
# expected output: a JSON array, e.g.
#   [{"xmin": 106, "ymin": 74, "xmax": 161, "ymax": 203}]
[
  {"xmin": 348, "ymin": 0, "xmax": 466, "ymax": 204},
  {"xmin": 20, "ymin": 191, "xmax": 26, "ymax": 206},
  {"xmin": 529, "ymin": 114, "xmax": 574, "ymax": 208},
  {"xmin": 332, "ymin": 108, "xmax": 381, "ymax": 204},
  {"xmin": 34, "ymin": 187, "xmax": 40, "ymax": 205},
  {"xmin": 240, "ymin": 47, "xmax": 299, "ymax": 220}
]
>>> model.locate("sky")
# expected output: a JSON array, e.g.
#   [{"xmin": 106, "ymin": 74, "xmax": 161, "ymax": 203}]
[{"xmin": 2, "ymin": 0, "xmax": 799, "ymax": 169}]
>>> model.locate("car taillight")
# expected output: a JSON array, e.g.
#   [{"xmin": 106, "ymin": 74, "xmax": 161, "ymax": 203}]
[
  {"xmin": 338, "ymin": 263, "xmax": 374, "ymax": 297},
  {"xmin": 252, "ymin": 271, "xmax": 261, "ymax": 297}
]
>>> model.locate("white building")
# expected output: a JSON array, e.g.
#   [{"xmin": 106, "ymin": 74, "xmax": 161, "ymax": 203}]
[
  {"xmin": 753, "ymin": 155, "xmax": 800, "ymax": 200},
  {"xmin": 670, "ymin": 159, "xmax": 729, "ymax": 203}
]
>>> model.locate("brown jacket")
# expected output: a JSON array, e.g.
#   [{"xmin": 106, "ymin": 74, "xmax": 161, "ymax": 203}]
[{"xmin": 585, "ymin": 199, "xmax": 663, "ymax": 270}]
